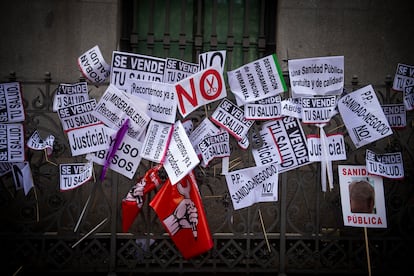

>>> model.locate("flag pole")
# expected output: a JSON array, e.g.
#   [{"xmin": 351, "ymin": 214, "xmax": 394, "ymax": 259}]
[{"xmin": 364, "ymin": 227, "xmax": 372, "ymax": 276}]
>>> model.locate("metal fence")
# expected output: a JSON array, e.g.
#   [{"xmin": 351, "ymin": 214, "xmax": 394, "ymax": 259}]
[{"xmin": 0, "ymin": 71, "xmax": 413, "ymax": 275}]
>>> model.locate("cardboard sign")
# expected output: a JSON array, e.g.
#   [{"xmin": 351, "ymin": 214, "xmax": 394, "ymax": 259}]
[
  {"xmin": 288, "ymin": 56, "xmax": 344, "ymax": 97},
  {"xmin": 266, "ymin": 117, "xmax": 311, "ymax": 173},
  {"xmin": 93, "ymin": 84, "xmax": 150, "ymax": 139},
  {"xmin": 225, "ymin": 163, "xmax": 278, "ymax": 210},
  {"xmin": 281, "ymin": 97, "xmax": 302, "ymax": 119},
  {"xmin": 244, "ymin": 95, "xmax": 282, "ymax": 120},
  {"xmin": 67, "ymin": 124, "xmax": 111, "ymax": 156},
  {"xmin": 382, "ymin": 104, "xmax": 406, "ymax": 128},
  {"xmin": 59, "ymin": 162, "xmax": 93, "ymax": 191},
  {"xmin": 58, "ymin": 99, "xmax": 101, "ymax": 131},
  {"xmin": 86, "ymin": 132, "xmax": 143, "ymax": 180},
  {"xmin": 338, "ymin": 165, "xmax": 387, "ymax": 228},
  {"xmin": 140, "ymin": 120, "xmax": 174, "ymax": 163},
  {"xmin": 198, "ymin": 131, "xmax": 230, "ymax": 166},
  {"xmin": 164, "ymin": 57, "xmax": 199, "ymax": 84},
  {"xmin": 111, "ymin": 51, "xmax": 166, "ymax": 90},
  {"xmin": 188, "ymin": 117, "xmax": 220, "ymax": 158},
  {"xmin": 366, "ymin": 149, "xmax": 404, "ymax": 179},
  {"xmin": 301, "ymin": 95, "xmax": 337, "ymax": 124},
  {"xmin": 175, "ymin": 65, "xmax": 227, "ymax": 118},
  {"xmin": 0, "ymin": 82, "xmax": 25, "ymax": 123},
  {"xmin": 199, "ymin": 50, "xmax": 226, "ymax": 72},
  {"xmin": 227, "ymin": 54, "xmax": 287, "ymax": 105},
  {"xmin": 338, "ymin": 85, "xmax": 393, "ymax": 148},
  {"xmin": 26, "ymin": 130, "xmax": 55, "ymax": 156},
  {"xmin": 78, "ymin": 45, "xmax": 110, "ymax": 84},
  {"xmin": 392, "ymin": 63, "xmax": 414, "ymax": 91},
  {"xmin": 403, "ymin": 84, "xmax": 414, "ymax": 110},
  {"xmin": 210, "ymin": 98, "xmax": 254, "ymax": 141},
  {"xmin": 163, "ymin": 121, "xmax": 200, "ymax": 185},
  {"xmin": 307, "ymin": 133, "xmax": 346, "ymax": 161},
  {"xmin": 0, "ymin": 123, "xmax": 25, "ymax": 162},
  {"xmin": 124, "ymin": 78, "xmax": 177, "ymax": 124},
  {"xmin": 252, "ymin": 126, "xmax": 282, "ymax": 166}
]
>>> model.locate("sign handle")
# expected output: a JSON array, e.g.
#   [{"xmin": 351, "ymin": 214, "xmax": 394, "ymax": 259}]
[
  {"xmin": 364, "ymin": 227, "xmax": 372, "ymax": 276},
  {"xmin": 258, "ymin": 208, "xmax": 271, "ymax": 252}
]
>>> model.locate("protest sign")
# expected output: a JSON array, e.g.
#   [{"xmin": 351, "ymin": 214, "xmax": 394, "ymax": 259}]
[
  {"xmin": 140, "ymin": 120, "xmax": 173, "ymax": 163},
  {"xmin": 365, "ymin": 149, "xmax": 404, "ymax": 179},
  {"xmin": 227, "ymin": 54, "xmax": 287, "ymax": 105},
  {"xmin": 210, "ymin": 98, "xmax": 254, "ymax": 141},
  {"xmin": 199, "ymin": 50, "xmax": 226, "ymax": 72},
  {"xmin": 12, "ymin": 161, "xmax": 34, "ymax": 195},
  {"xmin": 67, "ymin": 124, "xmax": 111, "ymax": 156},
  {"xmin": 164, "ymin": 57, "xmax": 199, "ymax": 83},
  {"xmin": 182, "ymin": 119, "xmax": 194, "ymax": 136},
  {"xmin": 288, "ymin": 56, "xmax": 344, "ymax": 98},
  {"xmin": 86, "ymin": 132, "xmax": 143, "ymax": 180},
  {"xmin": 58, "ymin": 99, "xmax": 101, "ymax": 131},
  {"xmin": 124, "ymin": 78, "xmax": 177, "ymax": 124},
  {"xmin": 382, "ymin": 104, "xmax": 406, "ymax": 128},
  {"xmin": 59, "ymin": 162, "xmax": 93, "ymax": 191},
  {"xmin": 403, "ymin": 84, "xmax": 414, "ymax": 110},
  {"xmin": 244, "ymin": 95, "xmax": 283, "ymax": 120},
  {"xmin": 93, "ymin": 84, "xmax": 150, "ymax": 139},
  {"xmin": 266, "ymin": 116, "xmax": 311, "ymax": 173},
  {"xmin": 301, "ymin": 95, "xmax": 337, "ymax": 124},
  {"xmin": 225, "ymin": 163, "xmax": 278, "ymax": 210},
  {"xmin": 338, "ymin": 85, "xmax": 393, "ymax": 148},
  {"xmin": 0, "ymin": 123, "xmax": 25, "ymax": 162},
  {"xmin": 26, "ymin": 130, "xmax": 55, "ymax": 156},
  {"xmin": 392, "ymin": 63, "xmax": 414, "ymax": 91},
  {"xmin": 188, "ymin": 117, "xmax": 220, "ymax": 158},
  {"xmin": 163, "ymin": 120, "xmax": 200, "ymax": 185},
  {"xmin": 252, "ymin": 126, "xmax": 282, "ymax": 166},
  {"xmin": 78, "ymin": 45, "xmax": 110, "ymax": 84},
  {"xmin": 110, "ymin": 51, "xmax": 166, "ymax": 90},
  {"xmin": 338, "ymin": 165, "xmax": 387, "ymax": 228},
  {"xmin": 281, "ymin": 97, "xmax": 302, "ymax": 119},
  {"xmin": 175, "ymin": 65, "xmax": 227, "ymax": 118},
  {"xmin": 0, "ymin": 82, "xmax": 25, "ymax": 123},
  {"xmin": 53, "ymin": 82, "xmax": 89, "ymax": 112},
  {"xmin": 307, "ymin": 133, "xmax": 346, "ymax": 161},
  {"xmin": 56, "ymin": 82, "xmax": 88, "ymax": 95},
  {"xmin": 198, "ymin": 131, "xmax": 230, "ymax": 166}
]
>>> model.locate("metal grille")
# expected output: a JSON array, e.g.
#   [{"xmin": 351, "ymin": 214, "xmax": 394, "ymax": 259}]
[{"xmin": 1, "ymin": 71, "xmax": 413, "ymax": 275}]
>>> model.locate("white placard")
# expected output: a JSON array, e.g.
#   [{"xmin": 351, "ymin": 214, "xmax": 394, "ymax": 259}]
[
  {"xmin": 301, "ymin": 95, "xmax": 337, "ymax": 124},
  {"xmin": 12, "ymin": 161, "xmax": 34, "ymax": 195},
  {"xmin": 163, "ymin": 57, "xmax": 199, "ymax": 83},
  {"xmin": 140, "ymin": 120, "xmax": 173, "ymax": 163},
  {"xmin": 244, "ymin": 95, "xmax": 283, "ymax": 120},
  {"xmin": 110, "ymin": 51, "xmax": 166, "ymax": 91},
  {"xmin": 59, "ymin": 162, "xmax": 93, "ymax": 191},
  {"xmin": 175, "ymin": 65, "xmax": 227, "ymax": 118},
  {"xmin": 307, "ymin": 133, "xmax": 346, "ymax": 161},
  {"xmin": 281, "ymin": 97, "xmax": 302, "ymax": 119},
  {"xmin": 227, "ymin": 54, "xmax": 287, "ymax": 105},
  {"xmin": 67, "ymin": 124, "xmax": 111, "ymax": 156},
  {"xmin": 365, "ymin": 149, "xmax": 404, "ymax": 179},
  {"xmin": 338, "ymin": 165, "xmax": 387, "ymax": 228},
  {"xmin": 392, "ymin": 63, "xmax": 414, "ymax": 91},
  {"xmin": 124, "ymin": 78, "xmax": 177, "ymax": 124},
  {"xmin": 78, "ymin": 45, "xmax": 110, "ymax": 84},
  {"xmin": 225, "ymin": 163, "xmax": 278, "ymax": 210},
  {"xmin": 188, "ymin": 117, "xmax": 220, "ymax": 158},
  {"xmin": 198, "ymin": 131, "xmax": 230, "ymax": 166},
  {"xmin": 252, "ymin": 126, "xmax": 282, "ymax": 166},
  {"xmin": 53, "ymin": 94, "xmax": 89, "ymax": 112},
  {"xmin": 382, "ymin": 104, "xmax": 406, "ymax": 128},
  {"xmin": 26, "ymin": 130, "xmax": 55, "ymax": 156},
  {"xmin": 58, "ymin": 99, "xmax": 100, "ymax": 131},
  {"xmin": 210, "ymin": 98, "xmax": 254, "ymax": 141},
  {"xmin": 163, "ymin": 120, "xmax": 200, "ymax": 185},
  {"xmin": 337, "ymin": 85, "xmax": 393, "ymax": 148},
  {"xmin": 403, "ymin": 84, "xmax": 414, "ymax": 111},
  {"xmin": 0, "ymin": 82, "xmax": 25, "ymax": 123},
  {"xmin": 0, "ymin": 123, "xmax": 25, "ymax": 162},
  {"xmin": 199, "ymin": 50, "xmax": 226, "ymax": 72}
]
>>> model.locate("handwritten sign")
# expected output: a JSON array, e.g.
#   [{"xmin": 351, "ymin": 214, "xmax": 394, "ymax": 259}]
[
  {"xmin": 338, "ymin": 165, "xmax": 387, "ymax": 228},
  {"xmin": 227, "ymin": 54, "xmax": 287, "ymax": 105},
  {"xmin": 382, "ymin": 104, "xmax": 406, "ymax": 128},
  {"xmin": 366, "ymin": 149, "xmax": 404, "ymax": 179},
  {"xmin": 0, "ymin": 123, "xmax": 25, "ymax": 162},
  {"xmin": 225, "ymin": 163, "xmax": 278, "ymax": 210},
  {"xmin": 338, "ymin": 85, "xmax": 393, "ymax": 148},
  {"xmin": 78, "ymin": 45, "xmax": 110, "ymax": 84},
  {"xmin": 288, "ymin": 56, "xmax": 344, "ymax": 97},
  {"xmin": 59, "ymin": 162, "xmax": 93, "ymax": 191},
  {"xmin": 392, "ymin": 63, "xmax": 414, "ymax": 91},
  {"xmin": 0, "ymin": 82, "xmax": 25, "ymax": 123}
]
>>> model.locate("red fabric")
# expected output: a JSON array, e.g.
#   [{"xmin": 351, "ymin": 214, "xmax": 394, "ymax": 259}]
[
  {"xmin": 149, "ymin": 171, "xmax": 213, "ymax": 259},
  {"xmin": 122, "ymin": 165, "xmax": 163, "ymax": 232}
]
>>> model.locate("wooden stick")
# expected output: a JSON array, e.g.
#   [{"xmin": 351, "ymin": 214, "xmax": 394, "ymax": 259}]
[
  {"xmin": 12, "ymin": 265, "xmax": 23, "ymax": 276},
  {"xmin": 327, "ymin": 124, "xmax": 344, "ymax": 133},
  {"xmin": 71, "ymin": 217, "xmax": 108, "ymax": 248},
  {"xmin": 33, "ymin": 185, "xmax": 39, "ymax": 223},
  {"xmin": 364, "ymin": 227, "xmax": 372, "ymax": 276},
  {"xmin": 74, "ymin": 193, "xmax": 92, "ymax": 232},
  {"xmin": 258, "ymin": 208, "xmax": 271, "ymax": 252},
  {"xmin": 44, "ymin": 149, "xmax": 57, "ymax": 166}
]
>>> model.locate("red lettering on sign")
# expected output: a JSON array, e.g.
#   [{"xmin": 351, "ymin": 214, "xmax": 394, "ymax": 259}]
[
  {"xmin": 175, "ymin": 79, "xmax": 198, "ymax": 115},
  {"xmin": 200, "ymin": 69, "xmax": 222, "ymax": 100}
]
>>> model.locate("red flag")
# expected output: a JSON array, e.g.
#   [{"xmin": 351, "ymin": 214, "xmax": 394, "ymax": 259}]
[
  {"xmin": 149, "ymin": 171, "xmax": 213, "ymax": 259},
  {"xmin": 122, "ymin": 165, "xmax": 163, "ymax": 232}
]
